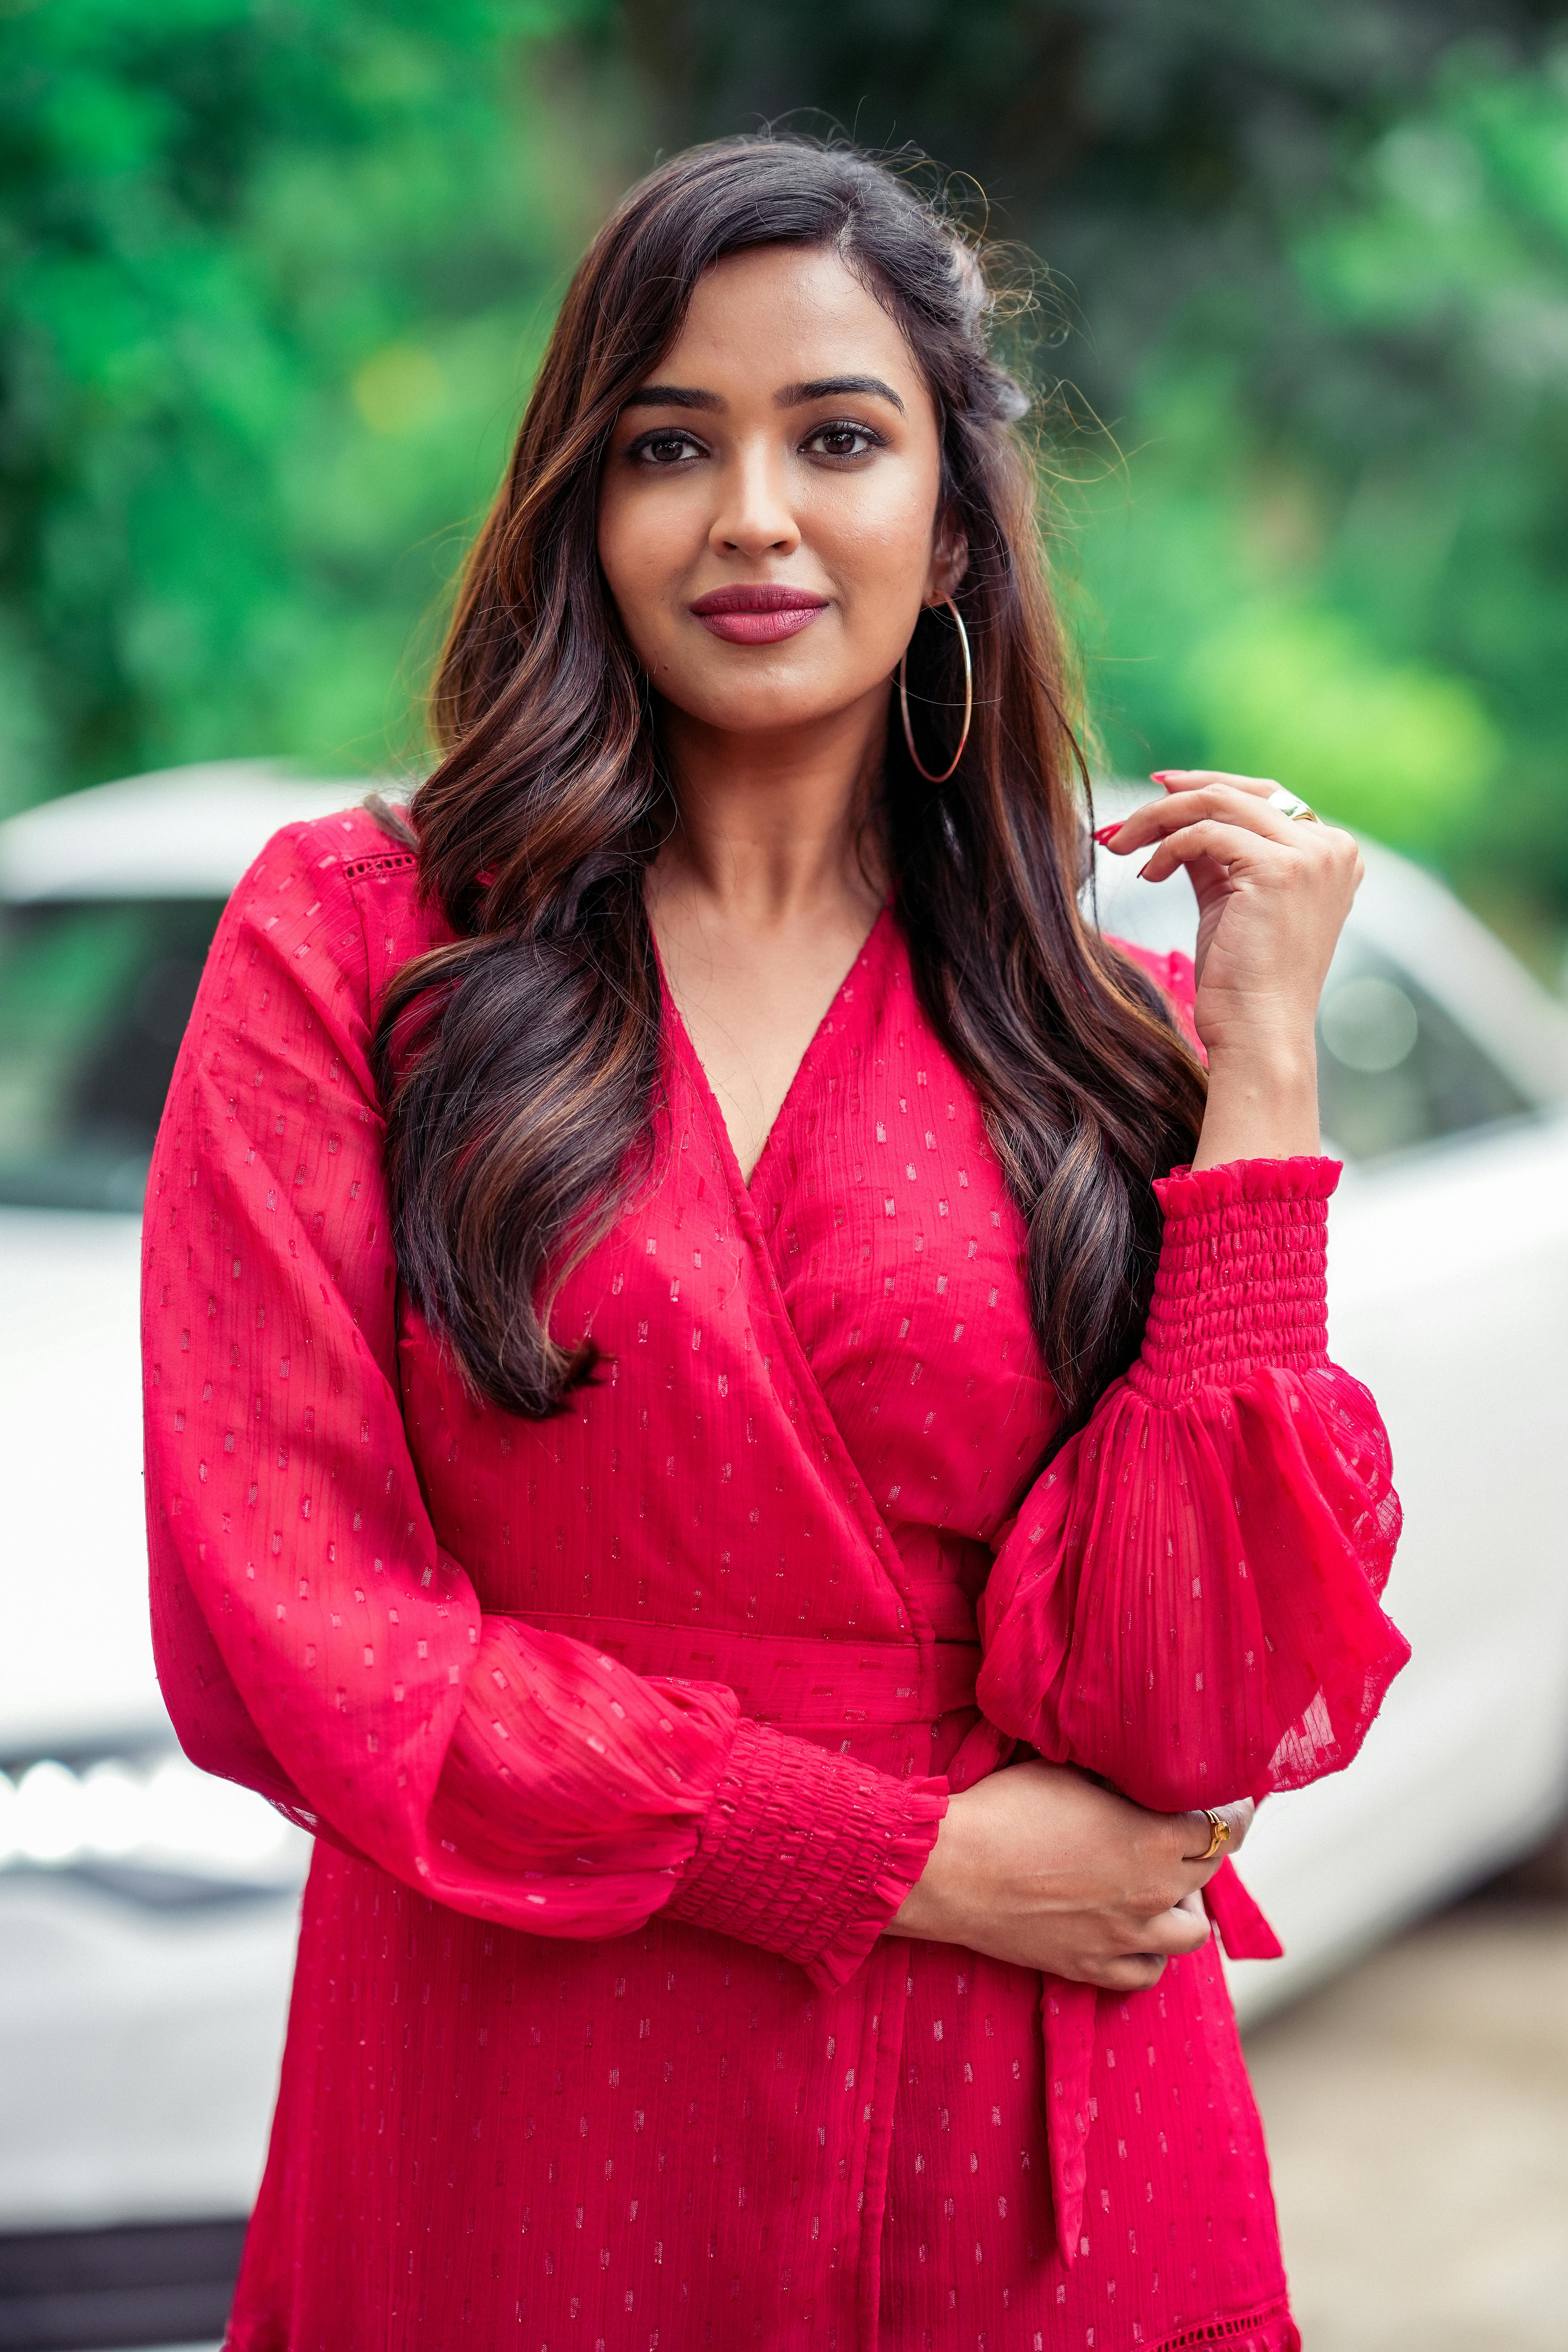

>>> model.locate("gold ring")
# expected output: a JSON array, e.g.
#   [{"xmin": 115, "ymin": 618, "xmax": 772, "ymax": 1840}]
[
  {"xmin": 1267, "ymin": 787, "xmax": 1320, "ymax": 823},
  {"xmin": 1186, "ymin": 1809, "xmax": 1231, "ymax": 1864}
]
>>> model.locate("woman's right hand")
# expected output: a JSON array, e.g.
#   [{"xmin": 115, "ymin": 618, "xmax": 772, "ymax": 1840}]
[{"xmin": 885, "ymin": 1759, "xmax": 1252, "ymax": 1992}]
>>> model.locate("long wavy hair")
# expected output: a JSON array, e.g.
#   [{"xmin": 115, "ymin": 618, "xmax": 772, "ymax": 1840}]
[{"xmin": 372, "ymin": 134, "xmax": 1206, "ymax": 1432}]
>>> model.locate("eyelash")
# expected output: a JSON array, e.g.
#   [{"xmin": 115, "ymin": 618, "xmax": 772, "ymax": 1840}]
[{"xmin": 625, "ymin": 418, "xmax": 888, "ymax": 468}]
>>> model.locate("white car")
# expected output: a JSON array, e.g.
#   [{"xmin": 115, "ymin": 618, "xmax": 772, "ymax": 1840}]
[{"xmin": 2, "ymin": 764, "xmax": 1566, "ymax": 2343}]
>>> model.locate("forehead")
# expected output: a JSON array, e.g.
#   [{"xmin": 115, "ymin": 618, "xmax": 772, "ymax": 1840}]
[{"xmin": 657, "ymin": 244, "xmax": 923, "ymax": 394}]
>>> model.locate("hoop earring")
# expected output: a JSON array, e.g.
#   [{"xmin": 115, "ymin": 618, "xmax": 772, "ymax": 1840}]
[{"xmin": 898, "ymin": 596, "xmax": 973, "ymax": 784}]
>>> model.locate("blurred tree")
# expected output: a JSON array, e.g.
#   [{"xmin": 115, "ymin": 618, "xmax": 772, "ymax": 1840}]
[
  {"xmin": 0, "ymin": 0, "xmax": 612, "ymax": 808},
  {"xmin": 5, "ymin": 0, "xmax": 1568, "ymax": 945},
  {"xmin": 619, "ymin": 0, "xmax": 1568, "ymax": 930},
  {"xmin": 1069, "ymin": 36, "xmax": 1568, "ymax": 928}
]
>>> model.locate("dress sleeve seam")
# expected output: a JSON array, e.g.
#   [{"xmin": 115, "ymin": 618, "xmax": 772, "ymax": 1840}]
[{"xmin": 316, "ymin": 833, "xmax": 377, "ymax": 1019}]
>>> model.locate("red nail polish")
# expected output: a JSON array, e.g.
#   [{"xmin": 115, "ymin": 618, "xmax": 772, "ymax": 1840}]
[{"xmin": 1092, "ymin": 823, "xmax": 1124, "ymax": 847}]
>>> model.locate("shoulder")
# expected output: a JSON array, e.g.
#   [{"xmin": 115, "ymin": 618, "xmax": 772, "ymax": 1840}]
[
  {"xmin": 1104, "ymin": 936, "xmax": 1203, "ymax": 1061},
  {"xmin": 220, "ymin": 803, "xmax": 441, "ymax": 1003},
  {"xmin": 236, "ymin": 803, "xmax": 419, "ymax": 909},
  {"xmin": 226, "ymin": 803, "xmax": 390, "ymax": 919}
]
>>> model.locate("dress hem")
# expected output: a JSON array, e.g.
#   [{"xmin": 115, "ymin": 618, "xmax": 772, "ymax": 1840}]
[{"xmin": 1148, "ymin": 2295, "xmax": 1299, "ymax": 2352}]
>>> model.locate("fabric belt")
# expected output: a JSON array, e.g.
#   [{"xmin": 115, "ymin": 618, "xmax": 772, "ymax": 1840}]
[
  {"xmin": 503, "ymin": 1608, "xmax": 1285, "ymax": 2266},
  {"xmin": 499, "ymin": 1613, "xmax": 984, "ymax": 1729}
]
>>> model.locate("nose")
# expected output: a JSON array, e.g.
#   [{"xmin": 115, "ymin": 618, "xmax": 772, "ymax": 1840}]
[{"xmin": 708, "ymin": 438, "xmax": 800, "ymax": 562}]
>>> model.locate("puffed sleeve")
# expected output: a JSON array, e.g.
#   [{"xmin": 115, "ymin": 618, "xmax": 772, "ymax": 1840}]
[
  {"xmin": 143, "ymin": 821, "xmax": 943, "ymax": 1968},
  {"xmin": 975, "ymin": 958, "xmax": 1407, "ymax": 1813}
]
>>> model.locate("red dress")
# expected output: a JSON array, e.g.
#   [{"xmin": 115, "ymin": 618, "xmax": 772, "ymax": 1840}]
[{"xmin": 142, "ymin": 808, "xmax": 1405, "ymax": 2352}]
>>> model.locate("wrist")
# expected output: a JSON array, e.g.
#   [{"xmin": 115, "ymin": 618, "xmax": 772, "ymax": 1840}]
[
  {"xmin": 886, "ymin": 1797, "xmax": 963, "ymax": 1941},
  {"xmin": 1201, "ymin": 1031, "xmax": 1317, "ymax": 1091},
  {"xmin": 1192, "ymin": 1035, "xmax": 1320, "ymax": 1169}
]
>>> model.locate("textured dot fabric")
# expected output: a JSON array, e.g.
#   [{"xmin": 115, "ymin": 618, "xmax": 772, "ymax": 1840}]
[{"xmin": 142, "ymin": 809, "xmax": 1407, "ymax": 2352}]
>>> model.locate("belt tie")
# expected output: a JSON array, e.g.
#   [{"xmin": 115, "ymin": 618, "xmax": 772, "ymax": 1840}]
[{"xmin": 942, "ymin": 1722, "xmax": 1283, "ymax": 2267}]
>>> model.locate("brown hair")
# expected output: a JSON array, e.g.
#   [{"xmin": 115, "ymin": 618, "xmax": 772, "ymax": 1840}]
[{"xmin": 373, "ymin": 135, "xmax": 1206, "ymax": 1431}]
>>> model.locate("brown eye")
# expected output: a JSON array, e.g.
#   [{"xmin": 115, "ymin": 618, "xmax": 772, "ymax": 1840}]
[
  {"xmin": 633, "ymin": 431, "xmax": 703, "ymax": 467},
  {"xmin": 805, "ymin": 422, "xmax": 881, "ymax": 460}
]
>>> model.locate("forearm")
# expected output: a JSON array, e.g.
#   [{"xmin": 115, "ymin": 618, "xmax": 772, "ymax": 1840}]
[{"xmin": 977, "ymin": 1154, "xmax": 1406, "ymax": 1810}]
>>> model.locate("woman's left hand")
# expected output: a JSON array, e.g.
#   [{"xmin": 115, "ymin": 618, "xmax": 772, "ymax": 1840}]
[{"xmin": 1103, "ymin": 770, "xmax": 1364, "ymax": 1167}]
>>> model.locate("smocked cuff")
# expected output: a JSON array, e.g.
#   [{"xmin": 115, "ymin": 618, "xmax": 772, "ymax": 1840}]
[
  {"xmin": 1130, "ymin": 1155, "xmax": 1341, "ymax": 1404},
  {"xmin": 663, "ymin": 1718, "xmax": 947, "ymax": 1990}
]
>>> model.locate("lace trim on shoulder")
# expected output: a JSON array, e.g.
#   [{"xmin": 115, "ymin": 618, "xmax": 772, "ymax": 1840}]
[{"xmin": 340, "ymin": 849, "xmax": 418, "ymax": 881}]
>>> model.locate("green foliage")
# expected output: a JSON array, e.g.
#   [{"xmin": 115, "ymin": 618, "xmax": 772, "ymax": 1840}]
[
  {"xmin": 4, "ymin": 0, "xmax": 1567, "ymax": 945},
  {"xmin": 1176, "ymin": 608, "xmax": 1500, "ymax": 850},
  {"xmin": 0, "ymin": 0, "xmax": 607, "ymax": 808},
  {"xmin": 624, "ymin": 0, "xmax": 1568, "ymax": 929},
  {"xmin": 1078, "ymin": 41, "xmax": 1568, "ymax": 901}
]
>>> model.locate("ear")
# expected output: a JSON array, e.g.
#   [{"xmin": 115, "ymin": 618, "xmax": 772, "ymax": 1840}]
[{"xmin": 925, "ymin": 511, "xmax": 969, "ymax": 606}]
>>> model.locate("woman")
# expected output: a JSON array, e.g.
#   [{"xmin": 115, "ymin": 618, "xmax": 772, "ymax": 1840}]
[{"xmin": 143, "ymin": 137, "xmax": 1406, "ymax": 2351}]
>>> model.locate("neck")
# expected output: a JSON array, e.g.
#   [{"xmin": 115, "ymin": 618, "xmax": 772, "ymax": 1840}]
[{"xmin": 652, "ymin": 686, "xmax": 890, "ymax": 928}]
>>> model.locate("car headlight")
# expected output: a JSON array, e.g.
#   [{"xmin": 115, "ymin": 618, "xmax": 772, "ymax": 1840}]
[{"xmin": 0, "ymin": 1748, "xmax": 308, "ymax": 1892}]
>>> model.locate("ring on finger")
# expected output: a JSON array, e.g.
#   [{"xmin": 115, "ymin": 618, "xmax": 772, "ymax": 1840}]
[
  {"xmin": 1266, "ymin": 787, "xmax": 1321, "ymax": 823},
  {"xmin": 1184, "ymin": 1808, "xmax": 1231, "ymax": 1864}
]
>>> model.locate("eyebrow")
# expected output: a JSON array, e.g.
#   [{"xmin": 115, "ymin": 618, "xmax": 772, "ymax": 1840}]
[
  {"xmin": 776, "ymin": 375, "xmax": 906, "ymax": 414},
  {"xmin": 621, "ymin": 384, "xmax": 723, "ymax": 411},
  {"xmin": 620, "ymin": 373, "xmax": 907, "ymax": 416}
]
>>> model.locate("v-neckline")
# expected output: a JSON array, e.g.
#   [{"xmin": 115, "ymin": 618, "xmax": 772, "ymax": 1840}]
[{"xmin": 655, "ymin": 895, "xmax": 896, "ymax": 1201}]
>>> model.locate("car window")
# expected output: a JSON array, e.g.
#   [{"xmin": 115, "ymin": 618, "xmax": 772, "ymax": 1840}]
[
  {"xmin": 1317, "ymin": 935, "xmax": 1531, "ymax": 1162},
  {"xmin": 0, "ymin": 897, "xmax": 225, "ymax": 1210}
]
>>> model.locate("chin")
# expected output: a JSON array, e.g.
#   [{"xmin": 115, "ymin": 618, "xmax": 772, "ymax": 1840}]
[{"xmin": 662, "ymin": 665, "xmax": 879, "ymax": 739}]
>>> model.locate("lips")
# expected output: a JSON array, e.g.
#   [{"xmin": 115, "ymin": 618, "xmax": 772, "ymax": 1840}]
[{"xmin": 689, "ymin": 584, "xmax": 830, "ymax": 646}]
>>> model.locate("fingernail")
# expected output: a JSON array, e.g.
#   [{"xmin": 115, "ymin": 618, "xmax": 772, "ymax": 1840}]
[
  {"xmin": 1138, "ymin": 860, "xmax": 1155, "ymax": 880},
  {"xmin": 1092, "ymin": 822, "xmax": 1124, "ymax": 847}
]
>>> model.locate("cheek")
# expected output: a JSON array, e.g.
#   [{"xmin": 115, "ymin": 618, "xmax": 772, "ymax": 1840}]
[
  {"xmin": 595, "ymin": 495, "xmax": 646, "ymax": 618},
  {"xmin": 597, "ymin": 485, "xmax": 698, "ymax": 639},
  {"xmin": 813, "ymin": 479, "xmax": 937, "ymax": 661},
  {"xmin": 814, "ymin": 470, "xmax": 936, "ymax": 589}
]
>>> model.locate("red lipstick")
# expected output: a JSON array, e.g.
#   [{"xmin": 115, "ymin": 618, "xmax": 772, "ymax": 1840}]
[{"xmin": 690, "ymin": 584, "xmax": 829, "ymax": 645}]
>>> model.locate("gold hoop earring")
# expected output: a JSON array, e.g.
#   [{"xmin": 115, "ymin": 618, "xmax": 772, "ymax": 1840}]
[{"xmin": 898, "ymin": 597, "xmax": 973, "ymax": 784}]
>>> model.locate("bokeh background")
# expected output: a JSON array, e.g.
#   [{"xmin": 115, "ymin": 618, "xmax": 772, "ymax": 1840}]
[
  {"xmin": 3, "ymin": 6, "xmax": 1568, "ymax": 2350},
  {"xmin": 7, "ymin": 0, "xmax": 1568, "ymax": 968}
]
